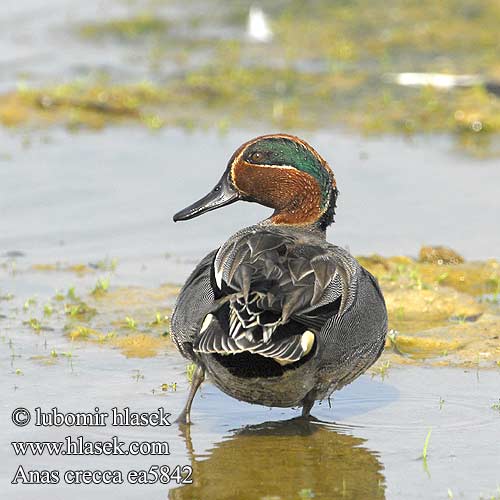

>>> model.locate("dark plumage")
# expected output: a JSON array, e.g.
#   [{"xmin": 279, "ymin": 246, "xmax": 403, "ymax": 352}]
[{"xmin": 171, "ymin": 134, "xmax": 387, "ymax": 423}]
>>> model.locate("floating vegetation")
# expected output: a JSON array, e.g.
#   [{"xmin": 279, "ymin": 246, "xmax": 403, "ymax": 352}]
[
  {"xmin": 362, "ymin": 247, "xmax": 500, "ymax": 369},
  {"xmin": 0, "ymin": 1, "xmax": 499, "ymax": 153},
  {"xmin": 418, "ymin": 246, "xmax": 464, "ymax": 265},
  {"xmin": 298, "ymin": 489, "xmax": 315, "ymax": 499},
  {"xmin": 370, "ymin": 360, "xmax": 390, "ymax": 379},
  {"xmin": 67, "ymin": 325, "xmax": 116, "ymax": 343},
  {"xmin": 25, "ymin": 318, "xmax": 42, "ymax": 332},
  {"xmin": 0, "ymin": 80, "xmax": 168, "ymax": 129},
  {"xmin": 114, "ymin": 333, "xmax": 167, "ymax": 358},
  {"xmin": 2, "ymin": 73, "xmax": 498, "ymax": 155},
  {"xmin": 123, "ymin": 316, "xmax": 137, "ymax": 330},
  {"xmin": 357, "ymin": 250, "xmax": 500, "ymax": 297},
  {"xmin": 91, "ymin": 277, "xmax": 110, "ymax": 297},
  {"xmin": 32, "ymin": 263, "xmax": 92, "ymax": 274},
  {"xmin": 422, "ymin": 428, "xmax": 432, "ymax": 475},
  {"xmin": 161, "ymin": 382, "xmax": 177, "ymax": 392},
  {"xmin": 64, "ymin": 302, "xmax": 97, "ymax": 321},
  {"xmin": 67, "ymin": 287, "xmax": 79, "ymax": 301},
  {"xmin": 23, "ymin": 297, "xmax": 37, "ymax": 311},
  {"xmin": 80, "ymin": 14, "xmax": 169, "ymax": 40},
  {"xmin": 30, "ymin": 354, "xmax": 58, "ymax": 366},
  {"xmin": 149, "ymin": 312, "xmax": 169, "ymax": 327},
  {"xmin": 89, "ymin": 257, "xmax": 118, "ymax": 272}
]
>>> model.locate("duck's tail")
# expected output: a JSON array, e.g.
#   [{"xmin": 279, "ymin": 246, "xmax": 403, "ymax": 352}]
[{"xmin": 194, "ymin": 311, "xmax": 315, "ymax": 366}]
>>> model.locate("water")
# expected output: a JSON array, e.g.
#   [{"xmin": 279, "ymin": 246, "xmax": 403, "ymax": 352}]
[
  {"xmin": 2, "ymin": 335, "xmax": 500, "ymax": 500},
  {"xmin": 1, "ymin": 127, "xmax": 499, "ymax": 274},
  {"xmin": 1, "ymin": 126, "xmax": 500, "ymax": 498},
  {"xmin": 1, "ymin": 0, "xmax": 500, "ymax": 498}
]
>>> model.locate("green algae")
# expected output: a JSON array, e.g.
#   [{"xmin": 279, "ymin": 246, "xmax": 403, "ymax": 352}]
[
  {"xmin": 66, "ymin": 325, "xmax": 117, "ymax": 346},
  {"xmin": 357, "ymin": 251, "xmax": 500, "ymax": 298},
  {"xmin": 49, "ymin": 260, "xmax": 500, "ymax": 369},
  {"xmin": 91, "ymin": 277, "xmax": 111, "ymax": 296},
  {"xmin": 0, "ymin": 80, "xmax": 169, "ymax": 129},
  {"xmin": 62, "ymin": 285, "xmax": 177, "ymax": 358},
  {"xmin": 80, "ymin": 14, "xmax": 169, "ymax": 40},
  {"xmin": 379, "ymin": 313, "xmax": 500, "ymax": 368},
  {"xmin": 274, "ymin": 0, "xmax": 500, "ymax": 73},
  {"xmin": 25, "ymin": 318, "xmax": 42, "ymax": 333},
  {"xmin": 358, "ymin": 247, "xmax": 500, "ymax": 369},
  {"xmin": 31, "ymin": 263, "xmax": 93, "ymax": 274},
  {"xmin": 113, "ymin": 333, "xmax": 168, "ymax": 358},
  {"xmin": 3, "ymin": 244, "xmax": 499, "ymax": 367},
  {"xmin": 66, "ymin": 325, "xmax": 168, "ymax": 358},
  {"xmin": 418, "ymin": 246, "xmax": 464, "ymax": 265},
  {"xmin": 64, "ymin": 302, "xmax": 97, "ymax": 321},
  {"xmin": 3, "ymin": 71, "xmax": 498, "ymax": 154}
]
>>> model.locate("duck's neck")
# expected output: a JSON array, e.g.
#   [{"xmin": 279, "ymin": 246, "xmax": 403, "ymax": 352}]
[
  {"xmin": 268, "ymin": 179, "xmax": 336, "ymax": 232},
  {"xmin": 233, "ymin": 162, "xmax": 332, "ymax": 229},
  {"xmin": 269, "ymin": 192, "xmax": 322, "ymax": 226},
  {"xmin": 262, "ymin": 174, "xmax": 327, "ymax": 228}
]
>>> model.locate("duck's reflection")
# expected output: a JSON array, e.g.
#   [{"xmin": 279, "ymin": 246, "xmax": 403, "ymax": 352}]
[{"xmin": 169, "ymin": 418, "xmax": 385, "ymax": 500}]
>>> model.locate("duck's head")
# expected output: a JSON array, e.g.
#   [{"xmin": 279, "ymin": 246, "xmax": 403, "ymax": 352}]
[{"xmin": 173, "ymin": 134, "xmax": 338, "ymax": 230}]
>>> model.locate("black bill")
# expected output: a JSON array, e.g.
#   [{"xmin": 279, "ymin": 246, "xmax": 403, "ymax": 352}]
[{"xmin": 173, "ymin": 169, "xmax": 240, "ymax": 222}]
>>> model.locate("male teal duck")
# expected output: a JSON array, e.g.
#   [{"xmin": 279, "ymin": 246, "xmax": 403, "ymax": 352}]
[{"xmin": 171, "ymin": 134, "xmax": 387, "ymax": 424}]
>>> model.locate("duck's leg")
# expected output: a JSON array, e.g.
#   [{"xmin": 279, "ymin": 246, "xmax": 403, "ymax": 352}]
[
  {"xmin": 175, "ymin": 365, "xmax": 205, "ymax": 425},
  {"xmin": 301, "ymin": 391, "xmax": 316, "ymax": 418}
]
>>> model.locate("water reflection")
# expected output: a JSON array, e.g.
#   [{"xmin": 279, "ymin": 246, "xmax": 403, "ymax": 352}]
[{"xmin": 170, "ymin": 418, "xmax": 385, "ymax": 500}]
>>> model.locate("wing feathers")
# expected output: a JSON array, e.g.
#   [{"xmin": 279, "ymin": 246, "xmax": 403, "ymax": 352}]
[
  {"xmin": 195, "ymin": 314, "xmax": 315, "ymax": 365},
  {"xmin": 205, "ymin": 228, "xmax": 358, "ymax": 364}
]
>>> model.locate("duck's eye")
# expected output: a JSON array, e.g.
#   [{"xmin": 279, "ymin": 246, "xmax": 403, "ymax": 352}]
[{"xmin": 249, "ymin": 152, "xmax": 264, "ymax": 163}]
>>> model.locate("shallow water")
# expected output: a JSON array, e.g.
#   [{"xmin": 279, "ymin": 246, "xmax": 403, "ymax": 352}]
[
  {"xmin": 1, "ymin": 125, "xmax": 500, "ymax": 499},
  {"xmin": 1, "ymin": 126, "xmax": 500, "ymax": 277},
  {"xmin": 2, "ymin": 0, "xmax": 500, "ymax": 498},
  {"xmin": 2, "ymin": 316, "xmax": 500, "ymax": 500}
]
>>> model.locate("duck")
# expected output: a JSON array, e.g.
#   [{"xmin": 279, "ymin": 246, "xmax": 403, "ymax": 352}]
[{"xmin": 171, "ymin": 133, "xmax": 388, "ymax": 424}]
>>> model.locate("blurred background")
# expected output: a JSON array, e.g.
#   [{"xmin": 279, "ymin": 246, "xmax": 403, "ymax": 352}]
[
  {"xmin": 2, "ymin": 3, "xmax": 500, "ymax": 500},
  {"xmin": 1, "ymin": 0, "xmax": 500, "ymax": 142}
]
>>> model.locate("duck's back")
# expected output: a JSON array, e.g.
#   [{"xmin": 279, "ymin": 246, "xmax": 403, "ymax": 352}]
[{"xmin": 171, "ymin": 225, "xmax": 387, "ymax": 406}]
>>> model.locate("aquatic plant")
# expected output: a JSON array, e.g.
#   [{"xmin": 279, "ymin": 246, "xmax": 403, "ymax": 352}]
[
  {"xmin": 422, "ymin": 428, "xmax": 432, "ymax": 474},
  {"xmin": 64, "ymin": 302, "xmax": 97, "ymax": 321},
  {"xmin": 80, "ymin": 14, "xmax": 169, "ymax": 40},
  {"xmin": 26, "ymin": 318, "xmax": 41, "ymax": 332},
  {"xmin": 23, "ymin": 297, "xmax": 37, "ymax": 311},
  {"xmin": 124, "ymin": 316, "xmax": 137, "ymax": 330},
  {"xmin": 91, "ymin": 277, "xmax": 110, "ymax": 296},
  {"xmin": 132, "ymin": 369, "xmax": 144, "ymax": 382},
  {"xmin": 67, "ymin": 287, "xmax": 79, "ymax": 301},
  {"xmin": 371, "ymin": 360, "xmax": 390, "ymax": 380}
]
